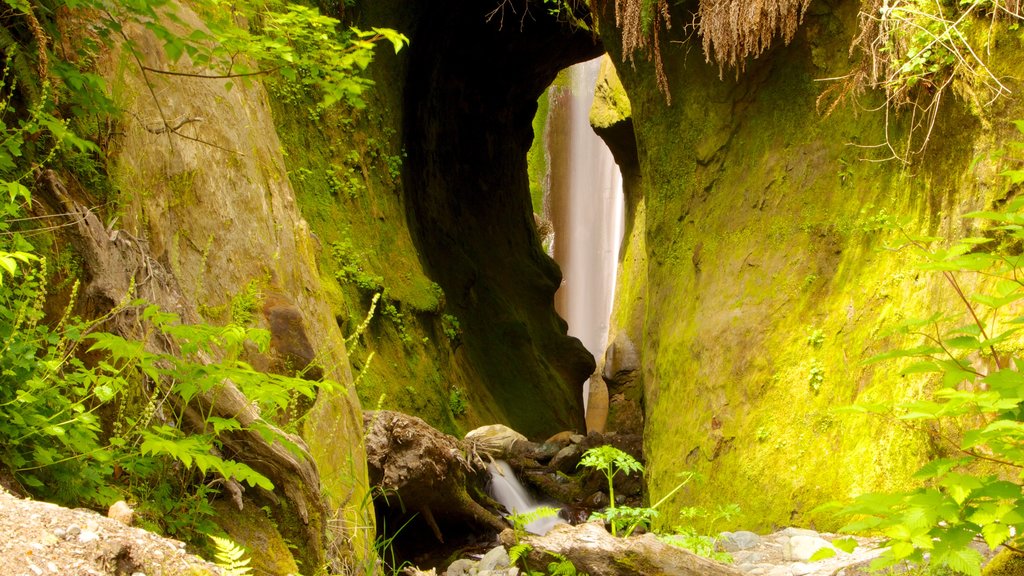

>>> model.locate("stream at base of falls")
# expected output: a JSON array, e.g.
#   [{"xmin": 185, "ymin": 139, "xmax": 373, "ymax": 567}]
[{"xmin": 487, "ymin": 460, "xmax": 565, "ymax": 535}]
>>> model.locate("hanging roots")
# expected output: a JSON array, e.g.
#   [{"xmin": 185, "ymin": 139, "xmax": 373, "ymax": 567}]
[
  {"xmin": 602, "ymin": 0, "xmax": 813, "ymax": 99},
  {"xmin": 610, "ymin": 0, "xmax": 672, "ymax": 103},
  {"xmin": 697, "ymin": 0, "xmax": 811, "ymax": 78}
]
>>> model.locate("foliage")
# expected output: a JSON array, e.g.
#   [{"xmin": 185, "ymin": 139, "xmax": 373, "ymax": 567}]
[
  {"xmin": 832, "ymin": 128, "xmax": 1024, "ymax": 576},
  {"xmin": 836, "ymin": 0, "xmax": 1023, "ymax": 160},
  {"xmin": 448, "ymin": 387, "xmax": 467, "ymax": 417},
  {"xmin": 659, "ymin": 503, "xmax": 741, "ymax": 562},
  {"xmin": 507, "ymin": 508, "xmax": 588, "ymax": 576},
  {"xmin": 577, "ymin": 445, "xmax": 644, "ymax": 536},
  {"xmin": 442, "ymin": 313, "xmax": 462, "ymax": 344},
  {"xmin": 508, "ymin": 506, "xmax": 561, "ymax": 536},
  {"xmin": 229, "ymin": 280, "xmax": 263, "ymax": 326},
  {"xmin": 211, "ymin": 535, "xmax": 253, "ymax": 576},
  {"xmin": 658, "ymin": 528, "xmax": 733, "ymax": 563}
]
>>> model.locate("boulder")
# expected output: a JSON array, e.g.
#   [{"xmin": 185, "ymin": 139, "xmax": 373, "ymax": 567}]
[
  {"xmin": 783, "ymin": 534, "xmax": 836, "ymax": 562},
  {"xmin": 549, "ymin": 444, "xmax": 583, "ymax": 475},
  {"xmin": 718, "ymin": 530, "xmax": 761, "ymax": 552}
]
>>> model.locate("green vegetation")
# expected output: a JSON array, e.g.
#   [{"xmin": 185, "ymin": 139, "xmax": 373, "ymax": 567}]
[
  {"xmin": 658, "ymin": 504, "xmax": 740, "ymax": 563},
  {"xmin": 829, "ymin": 129, "xmax": 1024, "ymax": 576},
  {"xmin": 0, "ymin": 0, "xmax": 404, "ymax": 570},
  {"xmin": 211, "ymin": 535, "xmax": 254, "ymax": 576},
  {"xmin": 269, "ymin": 30, "xmax": 473, "ymax": 435},
  {"xmin": 578, "ymin": 446, "xmax": 645, "ymax": 536},
  {"xmin": 507, "ymin": 507, "xmax": 588, "ymax": 576},
  {"xmin": 448, "ymin": 387, "xmax": 468, "ymax": 417}
]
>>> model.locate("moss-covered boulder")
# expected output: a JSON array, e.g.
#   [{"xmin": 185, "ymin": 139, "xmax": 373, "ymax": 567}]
[{"xmin": 984, "ymin": 549, "xmax": 1024, "ymax": 576}]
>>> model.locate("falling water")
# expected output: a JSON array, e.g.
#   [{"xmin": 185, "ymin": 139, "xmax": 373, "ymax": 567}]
[
  {"xmin": 488, "ymin": 460, "xmax": 564, "ymax": 535},
  {"xmin": 546, "ymin": 57, "xmax": 625, "ymax": 411}
]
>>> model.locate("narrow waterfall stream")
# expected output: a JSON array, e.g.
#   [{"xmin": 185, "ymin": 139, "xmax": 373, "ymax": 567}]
[
  {"xmin": 487, "ymin": 460, "xmax": 565, "ymax": 535},
  {"xmin": 546, "ymin": 57, "xmax": 625, "ymax": 414}
]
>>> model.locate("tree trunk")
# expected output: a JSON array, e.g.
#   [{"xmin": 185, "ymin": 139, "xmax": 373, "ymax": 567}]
[{"xmin": 503, "ymin": 522, "xmax": 745, "ymax": 576}]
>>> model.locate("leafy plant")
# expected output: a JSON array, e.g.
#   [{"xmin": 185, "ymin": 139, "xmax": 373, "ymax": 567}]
[
  {"xmin": 659, "ymin": 503, "xmax": 740, "ymax": 562},
  {"xmin": 832, "ymin": 129, "xmax": 1024, "ymax": 575},
  {"xmin": 448, "ymin": 387, "xmax": 467, "ymax": 417},
  {"xmin": 507, "ymin": 507, "xmax": 588, "ymax": 576},
  {"xmin": 577, "ymin": 445, "xmax": 644, "ymax": 536}
]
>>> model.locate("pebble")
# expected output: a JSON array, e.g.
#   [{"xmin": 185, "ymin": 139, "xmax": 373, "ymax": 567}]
[{"xmin": 78, "ymin": 530, "xmax": 99, "ymax": 544}]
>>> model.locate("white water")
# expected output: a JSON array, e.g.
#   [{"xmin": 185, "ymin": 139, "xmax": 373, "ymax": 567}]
[
  {"xmin": 487, "ymin": 460, "xmax": 564, "ymax": 535},
  {"xmin": 547, "ymin": 57, "xmax": 625, "ymax": 412}
]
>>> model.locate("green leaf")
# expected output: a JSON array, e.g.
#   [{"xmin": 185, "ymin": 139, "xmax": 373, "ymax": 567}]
[
  {"xmin": 808, "ymin": 547, "xmax": 836, "ymax": 562},
  {"xmin": 941, "ymin": 473, "xmax": 983, "ymax": 504},
  {"xmin": 936, "ymin": 545, "xmax": 983, "ymax": 576},
  {"xmin": 982, "ymin": 523, "xmax": 1010, "ymax": 549},
  {"xmin": 832, "ymin": 538, "xmax": 858, "ymax": 553},
  {"xmin": 914, "ymin": 457, "xmax": 972, "ymax": 480}
]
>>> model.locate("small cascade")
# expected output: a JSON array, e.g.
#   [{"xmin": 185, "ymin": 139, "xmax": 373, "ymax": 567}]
[
  {"xmin": 546, "ymin": 56, "xmax": 625, "ymax": 414},
  {"xmin": 487, "ymin": 460, "xmax": 564, "ymax": 535}
]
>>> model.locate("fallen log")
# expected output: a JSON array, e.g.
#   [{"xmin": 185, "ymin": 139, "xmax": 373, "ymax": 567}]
[
  {"xmin": 363, "ymin": 410, "xmax": 508, "ymax": 543},
  {"xmin": 503, "ymin": 522, "xmax": 745, "ymax": 576}
]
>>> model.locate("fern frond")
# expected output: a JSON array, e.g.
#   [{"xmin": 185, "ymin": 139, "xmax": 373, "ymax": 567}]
[
  {"xmin": 508, "ymin": 542, "xmax": 532, "ymax": 564},
  {"xmin": 210, "ymin": 535, "xmax": 252, "ymax": 576}
]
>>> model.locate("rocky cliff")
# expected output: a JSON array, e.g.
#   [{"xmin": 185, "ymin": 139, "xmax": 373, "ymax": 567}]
[{"xmin": 596, "ymin": 0, "xmax": 1024, "ymax": 530}]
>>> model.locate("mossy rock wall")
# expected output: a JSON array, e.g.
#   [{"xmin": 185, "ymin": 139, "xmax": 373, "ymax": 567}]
[
  {"xmin": 273, "ymin": 0, "xmax": 603, "ymax": 440},
  {"xmin": 100, "ymin": 3, "xmax": 372, "ymax": 571},
  {"xmin": 599, "ymin": 0, "xmax": 1024, "ymax": 531}
]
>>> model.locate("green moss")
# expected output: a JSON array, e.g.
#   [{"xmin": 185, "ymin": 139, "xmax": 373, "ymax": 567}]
[
  {"xmin": 604, "ymin": 2, "xmax": 1024, "ymax": 533},
  {"xmin": 983, "ymin": 549, "xmax": 1024, "ymax": 576},
  {"xmin": 528, "ymin": 90, "xmax": 551, "ymax": 215},
  {"xmin": 590, "ymin": 55, "xmax": 631, "ymax": 130},
  {"xmin": 266, "ymin": 65, "xmax": 470, "ymax": 435},
  {"xmin": 210, "ymin": 500, "xmax": 300, "ymax": 576}
]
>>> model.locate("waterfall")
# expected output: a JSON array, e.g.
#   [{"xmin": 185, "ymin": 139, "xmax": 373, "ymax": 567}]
[
  {"xmin": 487, "ymin": 460, "xmax": 564, "ymax": 535},
  {"xmin": 546, "ymin": 56, "xmax": 625, "ymax": 412}
]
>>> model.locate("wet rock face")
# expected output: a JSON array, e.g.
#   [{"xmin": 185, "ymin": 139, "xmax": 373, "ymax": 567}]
[
  {"xmin": 402, "ymin": 0, "xmax": 602, "ymax": 438},
  {"xmin": 601, "ymin": 333, "xmax": 644, "ymax": 436}
]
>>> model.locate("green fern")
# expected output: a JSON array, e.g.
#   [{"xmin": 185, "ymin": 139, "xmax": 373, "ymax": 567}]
[
  {"xmin": 507, "ymin": 506, "xmax": 560, "ymax": 534},
  {"xmin": 210, "ymin": 535, "xmax": 252, "ymax": 576},
  {"xmin": 508, "ymin": 542, "xmax": 532, "ymax": 564},
  {"xmin": 546, "ymin": 552, "xmax": 586, "ymax": 576}
]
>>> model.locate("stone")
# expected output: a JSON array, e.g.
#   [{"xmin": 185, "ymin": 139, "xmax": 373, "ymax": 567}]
[
  {"xmin": 548, "ymin": 444, "xmax": 583, "ymax": 474},
  {"xmin": 784, "ymin": 535, "xmax": 836, "ymax": 562},
  {"xmin": 776, "ymin": 527, "xmax": 819, "ymax": 539},
  {"xmin": 601, "ymin": 332, "xmax": 640, "ymax": 386},
  {"xmin": 445, "ymin": 559, "xmax": 475, "ymax": 576},
  {"xmin": 78, "ymin": 529, "xmax": 100, "ymax": 544},
  {"xmin": 720, "ymin": 530, "xmax": 761, "ymax": 552},
  {"xmin": 732, "ymin": 550, "xmax": 764, "ymax": 564},
  {"xmin": 466, "ymin": 425, "xmax": 528, "ymax": 459},
  {"xmin": 107, "ymin": 501, "xmax": 134, "ymax": 526},
  {"xmin": 789, "ymin": 563, "xmax": 815, "ymax": 576},
  {"xmin": 478, "ymin": 546, "xmax": 512, "ymax": 572}
]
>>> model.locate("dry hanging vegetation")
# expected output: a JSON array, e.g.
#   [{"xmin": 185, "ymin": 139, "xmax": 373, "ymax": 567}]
[
  {"xmin": 602, "ymin": 0, "xmax": 812, "ymax": 100},
  {"xmin": 827, "ymin": 0, "xmax": 1024, "ymax": 162},
  {"xmin": 604, "ymin": 0, "xmax": 1023, "ymax": 161},
  {"xmin": 606, "ymin": 0, "xmax": 673, "ymax": 101},
  {"xmin": 697, "ymin": 0, "xmax": 812, "ymax": 77}
]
